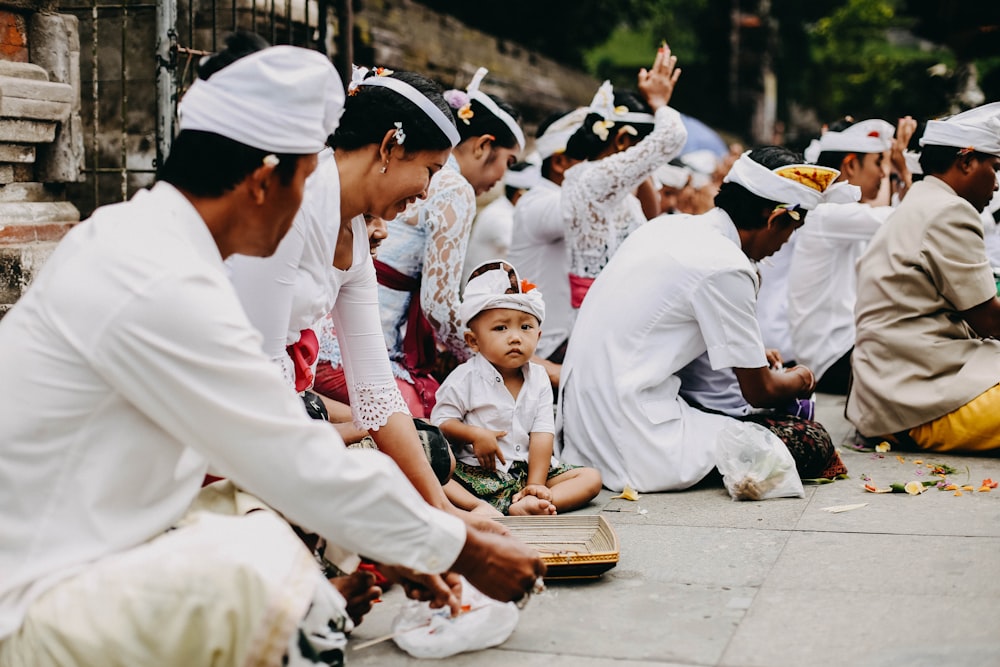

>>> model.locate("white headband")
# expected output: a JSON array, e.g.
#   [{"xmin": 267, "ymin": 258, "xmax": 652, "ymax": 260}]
[
  {"xmin": 504, "ymin": 163, "xmax": 542, "ymax": 190},
  {"xmin": 588, "ymin": 80, "xmax": 656, "ymax": 126},
  {"xmin": 723, "ymin": 152, "xmax": 859, "ymax": 210},
  {"xmin": 817, "ymin": 119, "xmax": 895, "ymax": 155},
  {"xmin": 465, "ymin": 67, "xmax": 525, "ymax": 151},
  {"xmin": 349, "ymin": 66, "xmax": 460, "ymax": 147},
  {"xmin": 459, "ymin": 260, "xmax": 545, "ymax": 328},
  {"xmin": 535, "ymin": 107, "xmax": 589, "ymax": 159},
  {"xmin": 179, "ymin": 45, "xmax": 344, "ymax": 154},
  {"xmin": 654, "ymin": 164, "xmax": 691, "ymax": 189},
  {"xmin": 920, "ymin": 101, "xmax": 1000, "ymax": 157}
]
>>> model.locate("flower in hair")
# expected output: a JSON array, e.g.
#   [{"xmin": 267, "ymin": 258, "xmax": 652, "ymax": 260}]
[
  {"xmin": 374, "ymin": 66, "xmax": 394, "ymax": 77},
  {"xmin": 393, "ymin": 121, "xmax": 406, "ymax": 145},
  {"xmin": 958, "ymin": 146, "xmax": 975, "ymax": 156},
  {"xmin": 347, "ymin": 64, "xmax": 369, "ymax": 96},
  {"xmin": 592, "ymin": 119, "xmax": 614, "ymax": 142},
  {"xmin": 443, "ymin": 89, "xmax": 470, "ymax": 110},
  {"xmin": 520, "ymin": 279, "xmax": 536, "ymax": 293},
  {"xmin": 457, "ymin": 103, "xmax": 474, "ymax": 125}
]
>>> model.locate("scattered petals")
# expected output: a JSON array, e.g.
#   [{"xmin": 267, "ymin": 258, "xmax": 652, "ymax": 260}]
[
  {"xmin": 875, "ymin": 441, "xmax": 891, "ymax": 453},
  {"xmin": 904, "ymin": 481, "xmax": 926, "ymax": 495},
  {"xmin": 611, "ymin": 485, "xmax": 640, "ymax": 501},
  {"xmin": 982, "ymin": 478, "xmax": 998, "ymax": 489},
  {"xmin": 961, "ymin": 485, "xmax": 975, "ymax": 492},
  {"xmin": 944, "ymin": 484, "xmax": 958, "ymax": 491},
  {"xmin": 913, "ymin": 460, "xmax": 923, "ymax": 465},
  {"xmin": 864, "ymin": 484, "xmax": 892, "ymax": 494},
  {"xmin": 895, "ymin": 456, "xmax": 906, "ymax": 464},
  {"xmin": 954, "ymin": 490, "xmax": 963, "ymax": 496},
  {"xmin": 978, "ymin": 485, "xmax": 992, "ymax": 493}
]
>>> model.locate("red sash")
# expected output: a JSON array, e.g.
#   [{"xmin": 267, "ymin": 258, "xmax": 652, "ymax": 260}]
[
  {"xmin": 286, "ymin": 328, "xmax": 319, "ymax": 393},
  {"xmin": 569, "ymin": 273, "xmax": 596, "ymax": 309},
  {"xmin": 374, "ymin": 259, "xmax": 439, "ymax": 413}
]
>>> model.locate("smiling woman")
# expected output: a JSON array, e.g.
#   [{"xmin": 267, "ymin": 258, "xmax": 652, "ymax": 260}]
[
  {"xmin": 315, "ymin": 67, "xmax": 525, "ymax": 420},
  {"xmin": 219, "ymin": 33, "xmax": 478, "ymax": 524}
]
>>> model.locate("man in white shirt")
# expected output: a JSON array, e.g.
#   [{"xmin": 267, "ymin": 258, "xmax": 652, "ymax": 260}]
[
  {"xmin": 0, "ymin": 46, "xmax": 543, "ymax": 667},
  {"xmin": 462, "ymin": 162, "xmax": 541, "ymax": 284},
  {"xmin": 787, "ymin": 117, "xmax": 915, "ymax": 393},
  {"xmin": 508, "ymin": 108, "xmax": 587, "ymax": 378},
  {"xmin": 559, "ymin": 148, "xmax": 856, "ymax": 493}
]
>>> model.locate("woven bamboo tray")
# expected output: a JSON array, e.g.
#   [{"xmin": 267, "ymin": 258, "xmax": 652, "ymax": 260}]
[{"xmin": 494, "ymin": 514, "xmax": 620, "ymax": 579}]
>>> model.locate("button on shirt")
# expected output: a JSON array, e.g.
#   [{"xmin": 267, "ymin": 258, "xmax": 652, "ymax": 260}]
[
  {"xmin": 0, "ymin": 183, "xmax": 465, "ymax": 640},
  {"xmin": 431, "ymin": 353, "xmax": 554, "ymax": 474}
]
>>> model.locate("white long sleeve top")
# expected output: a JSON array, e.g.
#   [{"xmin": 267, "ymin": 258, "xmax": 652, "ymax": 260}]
[
  {"xmin": 562, "ymin": 106, "xmax": 688, "ymax": 280},
  {"xmin": 0, "ymin": 182, "xmax": 465, "ymax": 640},
  {"xmin": 228, "ymin": 150, "xmax": 409, "ymax": 428}
]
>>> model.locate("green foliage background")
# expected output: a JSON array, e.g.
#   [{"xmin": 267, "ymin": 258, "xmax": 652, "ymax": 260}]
[{"xmin": 418, "ymin": 0, "xmax": 999, "ymax": 144}]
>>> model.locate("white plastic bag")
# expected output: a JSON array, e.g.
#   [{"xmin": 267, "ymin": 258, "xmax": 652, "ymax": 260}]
[
  {"xmin": 391, "ymin": 577, "xmax": 519, "ymax": 659},
  {"xmin": 715, "ymin": 420, "xmax": 805, "ymax": 501}
]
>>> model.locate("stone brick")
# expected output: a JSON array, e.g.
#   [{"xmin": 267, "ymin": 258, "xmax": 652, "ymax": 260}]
[
  {"xmin": 0, "ymin": 142, "xmax": 33, "ymax": 162},
  {"xmin": 0, "ymin": 199, "xmax": 78, "ymax": 224},
  {"xmin": 0, "ymin": 181, "xmax": 54, "ymax": 202},
  {"xmin": 0, "ymin": 74, "xmax": 73, "ymax": 103},
  {"xmin": 0, "ymin": 219, "xmax": 75, "ymax": 244},
  {"xmin": 0, "ymin": 58, "xmax": 45, "ymax": 80},
  {"xmin": 0, "ymin": 95, "xmax": 70, "ymax": 121},
  {"xmin": 0, "ymin": 117, "xmax": 55, "ymax": 142}
]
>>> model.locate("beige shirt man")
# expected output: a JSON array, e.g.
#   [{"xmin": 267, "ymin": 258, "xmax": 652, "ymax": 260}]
[{"xmin": 848, "ymin": 176, "xmax": 1000, "ymax": 436}]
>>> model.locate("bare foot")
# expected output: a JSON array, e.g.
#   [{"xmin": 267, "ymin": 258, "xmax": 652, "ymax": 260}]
[
  {"xmin": 508, "ymin": 495, "xmax": 557, "ymax": 516},
  {"xmin": 329, "ymin": 570, "xmax": 382, "ymax": 627}
]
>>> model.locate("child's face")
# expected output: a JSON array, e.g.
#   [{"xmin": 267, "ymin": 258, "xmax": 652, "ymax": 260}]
[{"xmin": 465, "ymin": 308, "xmax": 541, "ymax": 371}]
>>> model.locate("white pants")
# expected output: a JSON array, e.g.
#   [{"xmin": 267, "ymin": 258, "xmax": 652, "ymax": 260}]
[{"xmin": 0, "ymin": 510, "xmax": 349, "ymax": 667}]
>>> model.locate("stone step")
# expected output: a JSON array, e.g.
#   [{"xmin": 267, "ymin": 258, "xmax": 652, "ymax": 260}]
[
  {"xmin": 0, "ymin": 182, "xmax": 57, "ymax": 202},
  {"xmin": 0, "ymin": 96, "xmax": 70, "ymax": 122},
  {"xmin": 0, "ymin": 144, "xmax": 34, "ymax": 164},
  {"xmin": 0, "ymin": 61, "xmax": 49, "ymax": 81},
  {"xmin": 0, "ymin": 75, "xmax": 74, "ymax": 104},
  {"xmin": 0, "ymin": 119, "xmax": 57, "ymax": 144},
  {"xmin": 0, "ymin": 201, "xmax": 79, "ymax": 230}
]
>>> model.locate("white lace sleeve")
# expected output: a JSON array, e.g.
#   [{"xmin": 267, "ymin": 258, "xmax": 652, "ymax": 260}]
[
  {"xmin": 418, "ymin": 167, "xmax": 477, "ymax": 361},
  {"xmin": 564, "ymin": 106, "xmax": 688, "ymax": 278},
  {"xmin": 331, "ymin": 254, "xmax": 410, "ymax": 431}
]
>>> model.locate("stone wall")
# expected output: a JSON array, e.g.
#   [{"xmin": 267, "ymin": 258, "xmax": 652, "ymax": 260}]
[{"xmin": 0, "ymin": 3, "xmax": 81, "ymax": 319}]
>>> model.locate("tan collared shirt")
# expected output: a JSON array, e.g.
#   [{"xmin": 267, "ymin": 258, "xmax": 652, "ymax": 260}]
[{"xmin": 847, "ymin": 176, "xmax": 1000, "ymax": 435}]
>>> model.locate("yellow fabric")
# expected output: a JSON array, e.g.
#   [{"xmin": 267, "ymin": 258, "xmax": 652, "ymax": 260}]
[{"xmin": 906, "ymin": 382, "xmax": 1000, "ymax": 453}]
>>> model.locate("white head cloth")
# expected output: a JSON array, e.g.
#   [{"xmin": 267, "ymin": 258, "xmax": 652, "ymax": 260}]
[
  {"xmin": 350, "ymin": 65, "xmax": 460, "ymax": 147},
  {"xmin": 535, "ymin": 107, "xmax": 590, "ymax": 159},
  {"xmin": 466, "ymin": 67, "xmax": 525, "ymax": 150},
  {"xmin": 504, "ymin": 163, "xmax": 543, "ymax": 190},
  {"xmin": 920, "ymin": 101, "xmax": 1000, "ymax": 157},
  {"xmin": 588, "ymin": 80, "xmax": 656, "ymax": 125},
  {"xmin": 803, "ymin": 138, "xmax": 822, "ymax": 164},
  {"xmin": 654, "ymin": 163, "xmax": 691, "ymax": 189},
  {"xmin": 179, "ymin": 45, "xmax": 344, "ymax": 154},
  {"xmin": 904, "ymin": 150, "xmax": 923, "ymax": 175},
  {"xmin": 459, "ymin": 260, "xmax": 545, "ymax": 328},
  {"xmin": 723, "ymin": 151, "xmax": 860, "ymax": 210},
  {"xmin": 817, "ymin": 119, "xmax": 895, "ymax": 155}
]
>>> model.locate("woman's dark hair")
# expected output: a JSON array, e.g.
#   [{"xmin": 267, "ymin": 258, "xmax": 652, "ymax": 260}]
[
  {"xmin": 444, "ymin": 91, "xmax": 522, "ymax": 149},
  {"xmin": 564, "ymin": 90, "xmax": 654, "ymax": 161},
  {"xmin": 714, "ymin": 145, "xmax": 804, "ymax": 230},
  {"xmin": 330, "ymin": 71, "xmax": 456, "ymax": 152},
  {"xmin": 536, "ymin": 108, "xmax": 575, "ymax": 179},
  {"xmin": 159, "ymin": 131, "xmax": 301, "ymax": 196},
  {"xmin": 159, "ymin": 31, "xmax": 302, "ymax": 195}
]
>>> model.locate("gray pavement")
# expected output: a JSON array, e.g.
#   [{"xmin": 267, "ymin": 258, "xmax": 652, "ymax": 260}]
[{"xmin": 348, "ymin": 394, "xmax": 1000, "ymax": 666}]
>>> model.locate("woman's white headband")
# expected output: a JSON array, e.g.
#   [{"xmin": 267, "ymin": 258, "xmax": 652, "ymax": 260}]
[
  {"xmin": 466, "ymin": 67, "xmax": 525, "ymax": 150},
  {"xmin": 351, "ymin": 66, "xmax": 460, "ymax": 147}
]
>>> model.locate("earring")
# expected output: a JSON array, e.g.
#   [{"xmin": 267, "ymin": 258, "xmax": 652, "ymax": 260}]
[{"xmin": 380, "ymin": 164, "xmax": 387, "ymax": 174}]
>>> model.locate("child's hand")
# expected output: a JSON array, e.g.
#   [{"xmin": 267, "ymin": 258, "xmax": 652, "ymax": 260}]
[
  {"xmin": 513, "ymin": 484, "xmax": 553, "ymax": 504},
  {"xmin": 471, "ymin": 427, "xmax": 507, "ymax": 472}
]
